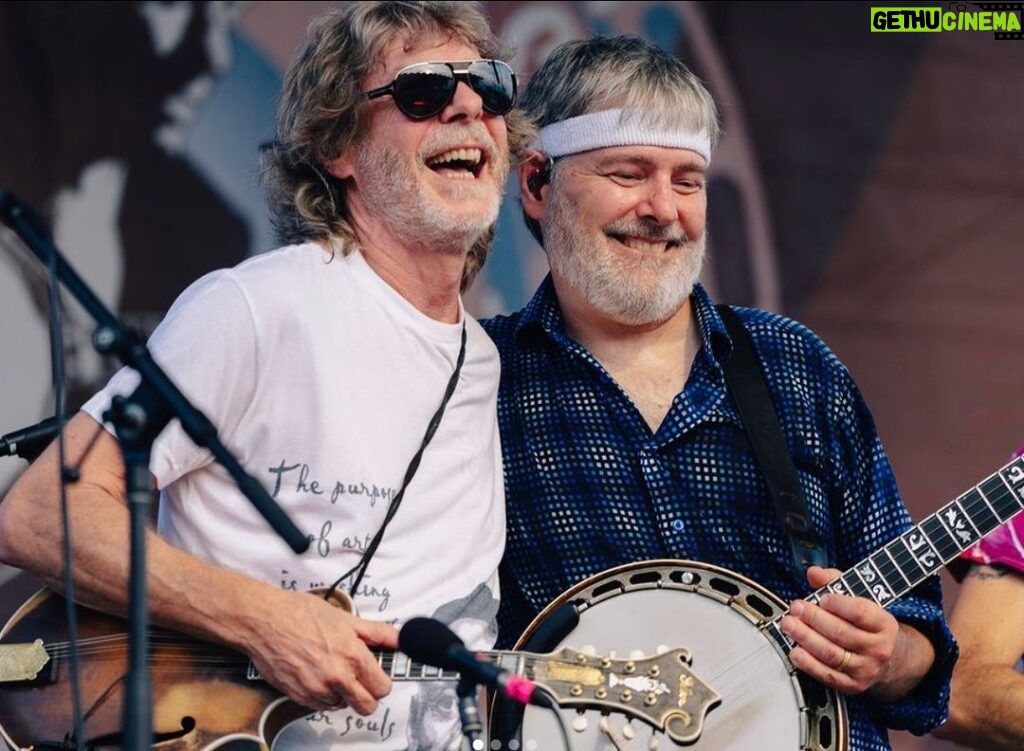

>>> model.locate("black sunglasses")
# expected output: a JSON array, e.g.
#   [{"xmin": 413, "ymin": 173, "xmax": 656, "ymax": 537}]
[{"xmin": 364, "ymin": 59, "xmax": 517, "ymax": 120}]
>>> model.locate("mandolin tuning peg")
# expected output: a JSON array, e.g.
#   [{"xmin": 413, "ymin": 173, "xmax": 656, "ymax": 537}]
[
  {"xmin": 656, "ymin": 644, "xmax": 669, "ymax": 654},
  {"xmin": 622, "ymin": 723, "xmax": 636, "ymax": 740},
  {"xmin": 581, "ymin": 644, "xmax": 597, "ymax": 656},
  {"xmin": 629, "ymin": 649, "xmax": 645, "ymax": 660},
  {"xmin": 572, "ymin": 715, "xmax": 588, "ymax": 733}
]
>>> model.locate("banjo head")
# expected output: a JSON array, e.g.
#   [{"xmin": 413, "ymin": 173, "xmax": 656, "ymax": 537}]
[{"xmin": 497, "ymin": 560, "xmax": 846, "ymax": 751}]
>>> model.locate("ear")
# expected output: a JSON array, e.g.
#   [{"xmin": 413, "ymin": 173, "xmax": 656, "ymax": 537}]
[
  {"xmin": 324, "ymin": 149, "xmax": 355, "ymax": 181},
  {"xmin": 518, "ymin": 149, "xmax": 551, "ymax": 221}
]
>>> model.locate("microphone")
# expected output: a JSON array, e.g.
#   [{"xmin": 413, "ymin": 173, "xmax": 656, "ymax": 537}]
[
  {"xmin": 1, "ymin": 415, "xmax": 68, "ymax": 462},
  {"xmin": 399, "ymin": 617, "xmax": 553, "ymax": 709}
]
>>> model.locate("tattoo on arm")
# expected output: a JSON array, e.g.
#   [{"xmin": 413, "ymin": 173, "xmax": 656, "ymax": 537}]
[{"xmin": 966, "ymin": 563, "xmax": 1010, "ymax": 580}]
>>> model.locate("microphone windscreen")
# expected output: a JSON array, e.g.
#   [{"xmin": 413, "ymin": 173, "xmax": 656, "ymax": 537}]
[{"xmin": 399, "ymin": 617, "xmax": 464, "ymax": 670}]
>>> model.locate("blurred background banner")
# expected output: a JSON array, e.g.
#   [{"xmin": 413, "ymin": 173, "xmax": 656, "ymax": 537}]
[{"xmin": 0, "ymin": 4, "xmax": 1021, "ymax": 749}]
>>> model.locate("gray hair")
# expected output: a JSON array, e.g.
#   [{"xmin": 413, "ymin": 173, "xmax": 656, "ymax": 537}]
[
  {"xmin": 521, "ymin": 34, "xmax": 719, "ymax": 245},
  {"xmin": 261, "ymin": 1, "xmax": 533, "ymax": 290}
]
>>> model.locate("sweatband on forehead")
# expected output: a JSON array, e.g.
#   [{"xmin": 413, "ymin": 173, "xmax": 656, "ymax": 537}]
[{"xmin": 530, "ymin": 108, "xmax": 711, "ymax": 164}]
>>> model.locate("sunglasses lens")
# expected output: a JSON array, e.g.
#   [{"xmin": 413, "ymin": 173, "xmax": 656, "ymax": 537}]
[
  {"xmin": 467, "ymin": 60, "xmax": 516, "ymax": 116},
  {"xmin": 392, "ymin": 64, "xmax": 456, "ymax": 119},
  {"xmin": 386, "ymin": 61, "xmax": 516, "ymax": 119}
]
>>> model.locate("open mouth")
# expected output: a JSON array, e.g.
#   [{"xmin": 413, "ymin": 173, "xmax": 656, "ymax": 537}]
[
  {"xmin": 608, "ymin": 235, "xmax": 678, "ymax": 253},
  {"xmin": 425, "ymin": 147, "xmax": 485, "ymax": 180}
]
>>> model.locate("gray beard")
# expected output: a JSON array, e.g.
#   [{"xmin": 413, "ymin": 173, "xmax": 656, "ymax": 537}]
[
  {"xmin": 354, "ymin": 141, "xmax": 504, "ymax": 255},
  {"xmin": 545, "ymin": 191, "xmax": 707, "ymax": 325}
]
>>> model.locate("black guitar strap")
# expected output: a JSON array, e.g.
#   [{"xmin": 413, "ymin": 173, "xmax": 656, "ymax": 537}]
[{"xmin": 716, "ymin": 304, "xmax": 828, "ymax": 580}]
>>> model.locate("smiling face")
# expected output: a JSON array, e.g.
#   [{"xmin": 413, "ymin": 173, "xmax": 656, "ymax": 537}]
[
  {"xmin": 328, "ymin": 34, "xmax": 511, "ymax": 256},
  {"xmin": 531, "ymin": 144, "xmax": 708, "ymax": 326}
]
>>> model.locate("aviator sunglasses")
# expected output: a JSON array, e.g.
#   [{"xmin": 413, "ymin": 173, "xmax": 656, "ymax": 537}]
[{"xmin": 364, "ymin": 59, "xmax": 517, "ymax": 120}]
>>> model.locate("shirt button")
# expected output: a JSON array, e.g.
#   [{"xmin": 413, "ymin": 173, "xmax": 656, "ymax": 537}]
[{"xmin": 671, "ymin": 519, "xmax": 685, "ymax": 532}]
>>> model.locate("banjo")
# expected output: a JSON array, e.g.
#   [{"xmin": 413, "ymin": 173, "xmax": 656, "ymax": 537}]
[{"xmin": 493, "ymin": 454, "xmax": 1024, "ymax": 751}]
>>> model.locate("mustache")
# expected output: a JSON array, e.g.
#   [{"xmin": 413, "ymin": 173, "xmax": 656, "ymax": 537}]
[{"xmin": 603, "ymin": 218, "xmax": 693, "ymax": 247}]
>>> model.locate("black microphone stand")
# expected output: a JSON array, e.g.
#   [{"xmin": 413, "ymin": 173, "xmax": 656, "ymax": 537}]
[
  {"xmin": 456, "ymin": 675, "xmax": 485, "ymax": 751},
  {"xmin": 0, "ymin": 187, "xmax": 309, "ymax": 751}
]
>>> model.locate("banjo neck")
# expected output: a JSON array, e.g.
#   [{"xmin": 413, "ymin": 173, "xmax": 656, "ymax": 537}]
[{"xmin": 767, "ymin": 454, "xmax": 1024, "ymax": 648}]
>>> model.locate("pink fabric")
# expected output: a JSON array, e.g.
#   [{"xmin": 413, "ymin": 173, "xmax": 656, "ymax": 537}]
[{"xmin": 958, "ymin": 445, "xmax": 1024, "ymax": 575}]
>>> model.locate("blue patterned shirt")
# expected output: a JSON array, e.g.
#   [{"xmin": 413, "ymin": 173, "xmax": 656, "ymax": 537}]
[{"xmin": 481, "ymin": 279, "xmax": 955, "ymax": 751}]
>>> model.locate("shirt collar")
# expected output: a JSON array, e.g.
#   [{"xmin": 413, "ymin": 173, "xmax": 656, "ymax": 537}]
[
  {"xmin": 514, "ymin": 275, "xmax": 566, "ymax": 340},
  {"xmin": 514, "ymin": 275, "xmax": 733, "ymax": 365},
  {"xmin": 690, "ymin": 283, "xmax": 733, "ymax": 366}
]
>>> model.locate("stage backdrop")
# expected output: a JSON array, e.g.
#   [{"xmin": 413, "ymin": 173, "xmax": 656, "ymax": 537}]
[{"xmin": 1, "ymin": 4, "xmax": 1022, "ymax": 750}]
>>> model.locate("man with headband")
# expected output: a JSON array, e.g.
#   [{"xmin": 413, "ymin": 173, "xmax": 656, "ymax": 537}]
[
  {"xmin": 482, "ymin": 35, "xmax": 954, "ymax": 751},
  {"xmin": 0, "ymin": 3, "xmax": 529, "ymax": 748}
]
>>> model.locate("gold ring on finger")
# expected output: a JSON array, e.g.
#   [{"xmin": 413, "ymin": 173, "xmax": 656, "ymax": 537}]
[{"xmin": 836, "ymin": 649, "xmax": 852, "ymax": 673}]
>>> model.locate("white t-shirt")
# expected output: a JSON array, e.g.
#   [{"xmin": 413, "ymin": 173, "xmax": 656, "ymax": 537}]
[{"xmin": 83, "ymin": 244, "xmax": 505, "ymax": 750}]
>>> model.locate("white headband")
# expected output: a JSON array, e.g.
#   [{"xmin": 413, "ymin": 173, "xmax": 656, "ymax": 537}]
[{"xmin": 530, "ymin": 108, "xmax": 711, "ymax": 164}]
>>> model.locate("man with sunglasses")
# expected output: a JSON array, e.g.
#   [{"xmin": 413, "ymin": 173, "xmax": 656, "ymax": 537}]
[
  {"xmin": 482, "ymin": 35, "xmax": 955, "ymax": 751},
  {"xmin": 0, "ymin": 2, "xmax": 528, "ymax": 749}
]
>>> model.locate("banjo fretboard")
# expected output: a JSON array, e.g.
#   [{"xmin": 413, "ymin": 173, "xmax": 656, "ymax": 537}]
[{"xmin": 767, "ymin": 455, "xmax": 1024, "ymax": 648}]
